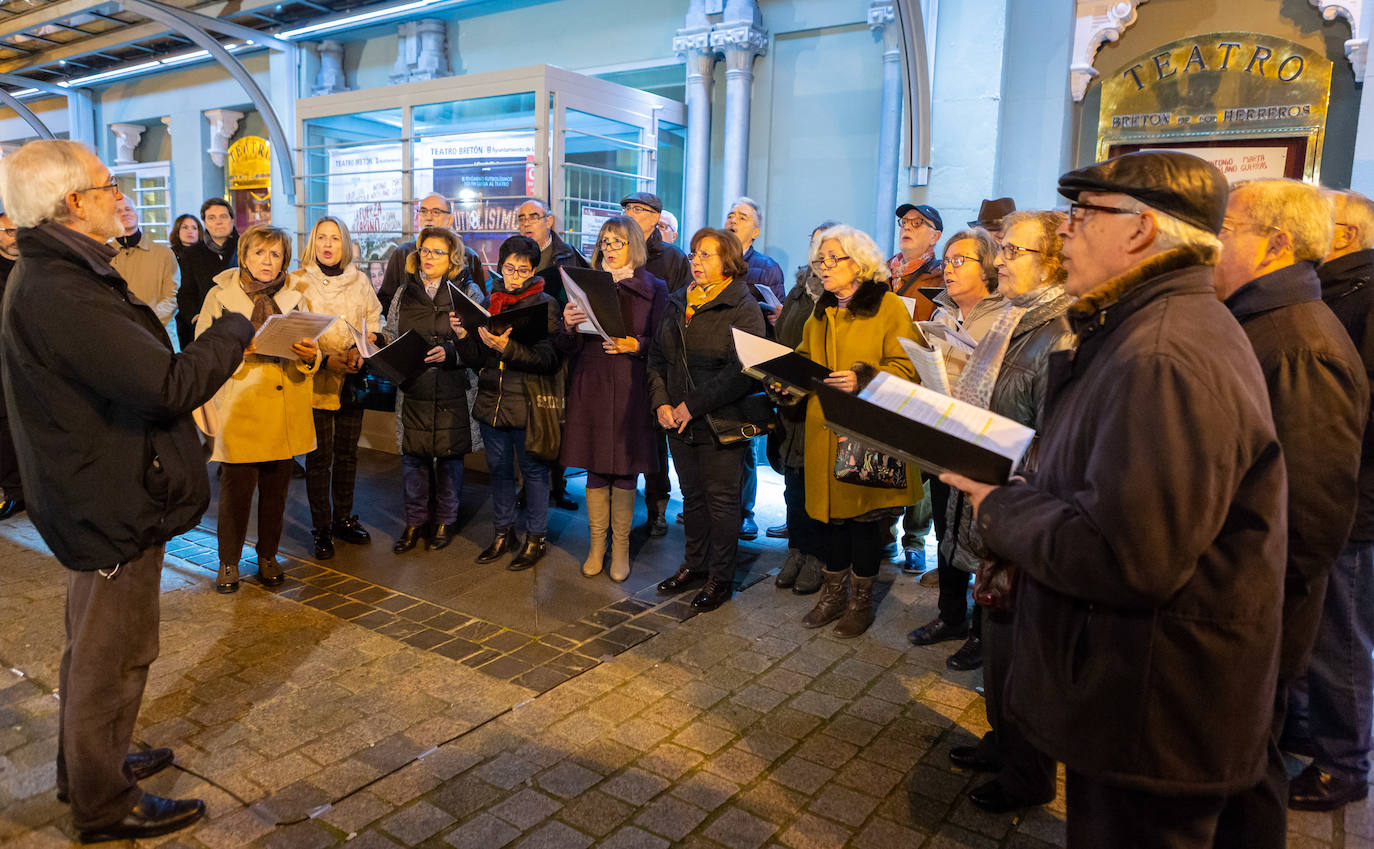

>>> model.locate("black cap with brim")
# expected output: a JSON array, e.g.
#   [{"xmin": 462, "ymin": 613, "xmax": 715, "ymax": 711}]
[
  {"xmin": 620, "ymin": 191, "xmax": 663, "ymax": 213},
  {"xmin": 1057, "ymin": 150, "xmax": 1228, "ymax": 234}
]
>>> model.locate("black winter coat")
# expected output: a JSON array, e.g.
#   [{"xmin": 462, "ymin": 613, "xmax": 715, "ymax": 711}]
[
  {"xmin": 175, "ymin": 233, "xmax": 238, "ymax": 348},
  {"xmin": 392, "ymin": 274, "xmax": 471, "ymax": 458},
  {"xmin": 977, "ymin": 249, "xmax": 1287, "ymax": 794},
  {"xmin": 534, "ymin": 232, "xmax": 589, "ymax": 305},
  {"xmin": 1227, "ymin": 262, "xmax": 1368, "ymax": 680},
  {"xmin": 378, "ymin": 240, "xmax": 485, "ymax": 308},
  {"xmin": 458, "ymin": 283, "xmax": 561, "ymax": 430},
  {"xmin": 645, "ymin": 228, "xmax": 692, "ymax": 293},
  {"xmin": 774, "ymin": 270, "xmax": 820, "ymax": 469},
  {"xmin": 647, "ymin": 278, "xmax": 766, "ymax": 444},
  {"xmin": 1320, "ymin": 248, "xmax": 1374, "ymax": 542},
  {"xmin": 2, "ymin": 224, "xmax": 252, "ymax": 570}
]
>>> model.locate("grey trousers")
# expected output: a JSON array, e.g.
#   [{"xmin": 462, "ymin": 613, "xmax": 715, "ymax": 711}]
[{"xmin": 56, "ymin": 544, "xmax": 164, "ymax": 829}]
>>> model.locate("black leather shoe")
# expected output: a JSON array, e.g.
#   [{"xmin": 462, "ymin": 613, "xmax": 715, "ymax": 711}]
[
  {"xmin": 657, "ymin": 565, "xmax": 709, "ymax": 594},
  {"xmin": 427, "ymin": 523, "xmax": 455, "ymax": 551},
  {"xmin": 311, "ymin": 529, "xmax": 334, "ymax": 560},
  {"xmin": 946, "ymin": 636, "xmax": 984, "ymax": 670},
  {"xmin": 476, "ymin": 527, "xmax": 517, "ymax": 563},
  {"xmin": 1289, "ymin": 764, "xmax": 1370, "ymax": 811},
  {"xmin": 507, "ymin": 533, "xmax": 546, "ymax": 571},
  {"xmin": 77, "ymin": 792, "xmax": 205, "ymax": 843},
  {"xmin": 550, "ymin": 490, "xmax": 578, "ymax": 510},
  {"xmin": 907, "ymin": 616, "xmax": 969, "ymax": 646},
  {"xmin": 392, "ymin": 526, "xmax": 423, "ymax": 554},
  {"xmin": 765, "ymin": 522, "xmax": 789, "ymax": 539},
  {"xmin": 0, "ymin": 498, "xmax": 24, "ymax": 520},
  {"xmin": 676, "ymin": 512, "xmax": 686, "ymax": 525},
  {"xmin": 949, "ymin": 744, "xmax": 1001, "ymax": 773},
  {"xmin": 58, "ymin": 749, "xmax": 176, "ymax": 803},
  {"xmin": 739, "ymin": 517, "xmax": 758, "ymax": 540},
  {"xmin": 215, "ymin": 563, "xmax": 239, "ymax": 594},
  {"xmin": 690, "ymin": 578, "xmax": 732, "ymax": 611},
  {"xmin": 968, "ymin": 779, "xmax": 1052, "ymax": 813},
  {"xmin": 332, "ymin": 515, "xmax": 371, "ymax": 545},
  {"xmin": 646, "ymin": 514, "xmax": 668, "ymax": 538},
  {"xmin": 256, "ymin": 557, "xmax": 285, "ymax": 588}
]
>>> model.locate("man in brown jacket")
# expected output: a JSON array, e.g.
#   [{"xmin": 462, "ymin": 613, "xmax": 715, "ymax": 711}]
[{"xmin": 943, "ymin": 151, "xmax": 1286, "ymax": 845}]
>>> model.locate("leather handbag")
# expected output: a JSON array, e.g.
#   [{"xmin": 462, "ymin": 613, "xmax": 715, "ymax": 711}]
[
  {"xmin": 832, "ymin": 435, "xmax": 907, "ymax": 489},
  {"xmin": 674, "ymin": 323, "xmax": 775, "ymax": 447},
  {"xmin": 523, "ymin": 360, "xmax": 568, "ymax": 462}
]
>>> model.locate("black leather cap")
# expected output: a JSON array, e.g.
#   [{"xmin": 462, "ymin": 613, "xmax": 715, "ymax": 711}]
[
  {"xmin": 1058, "ymin": 151, "xmax": 1228, "ymax": 234},
  {"xmin": 620, "ymin": 191, "xmax": 662, "ymax": 213}
]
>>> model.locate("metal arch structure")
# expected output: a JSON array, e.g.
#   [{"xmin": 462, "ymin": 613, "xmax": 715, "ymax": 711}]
[
  {"xmin": 892, "ymin": 0, "xmax": 932, "ymax": 186},
  {"xmin": 0, "ymin": 89, "xmax": 54, "ymax": 139},
  {"xmin": 0, "ymin": 72, "xmax": 96, "ymax": 145},
  {"xmin": 116, "ymin": 0, "xmax": 298, "ymax": 202}
]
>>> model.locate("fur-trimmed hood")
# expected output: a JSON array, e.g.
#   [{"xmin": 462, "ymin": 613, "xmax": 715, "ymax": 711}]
[{"xmin": 813, "ymin": 278, "xmax": 887, "ymax": 320}]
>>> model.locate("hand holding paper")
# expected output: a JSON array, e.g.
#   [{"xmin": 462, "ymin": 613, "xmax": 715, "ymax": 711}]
[{"xmin": 252, "ymin": 312, "xmax": 338, "ymax": 360}]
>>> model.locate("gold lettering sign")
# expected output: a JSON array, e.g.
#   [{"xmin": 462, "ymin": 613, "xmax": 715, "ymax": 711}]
[
  {"xmin": 1096, "ymin": 32, "xmax": 1332, "ymax": 182},
  {"xmin": 226, "ymin": 136, "xmax": 271, "ymax": 191}
]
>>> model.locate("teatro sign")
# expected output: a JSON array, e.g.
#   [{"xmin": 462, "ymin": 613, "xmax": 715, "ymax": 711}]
[{"xmin": 1096, "ymin": 32, "xmax": 1332, "ymax": 182}]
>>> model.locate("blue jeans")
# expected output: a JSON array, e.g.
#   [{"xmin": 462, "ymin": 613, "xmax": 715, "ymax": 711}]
[
  {"xmin": 1306, "ymin": 539, "xmax": 1374, "ymax": 779},
  {"xmin": 401, "ymin": 453, "xmax": 464, "ymax": 526},
  {"xmin": 480, "ymin": 421, "xmax": 549, "ymax": 534},
  {"xmin": 740, "ymin": 435, "xmax": 764, "ymax": 519}
]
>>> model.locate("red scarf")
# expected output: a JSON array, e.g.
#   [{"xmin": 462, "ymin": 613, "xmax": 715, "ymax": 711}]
[{"xmin": 488, "ymin": 277, "xmax": 545, "ymax": 314}]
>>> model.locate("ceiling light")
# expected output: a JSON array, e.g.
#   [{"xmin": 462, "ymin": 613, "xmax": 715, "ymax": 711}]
[
  {"xmin": 278, "ymin": 0, "xmax": 437, "ymax": 39},
  {"xmin": 59, "ymin": 61, "xmax": 161, "ymax": 87}
]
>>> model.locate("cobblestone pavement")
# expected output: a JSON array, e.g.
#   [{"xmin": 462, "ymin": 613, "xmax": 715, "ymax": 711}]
[{"xmin": 0, "ymin": 516, "xmax": 1368, "ymax": 848}]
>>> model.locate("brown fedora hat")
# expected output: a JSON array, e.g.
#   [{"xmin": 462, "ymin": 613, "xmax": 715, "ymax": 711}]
[{"xmin": 968, "ymin": 197, "xmax": 1016, "ymax": 228}]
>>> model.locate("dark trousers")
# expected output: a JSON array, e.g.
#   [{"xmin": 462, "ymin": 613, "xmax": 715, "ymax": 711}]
[
  {"xmin": 1214, "ymin": 684, "xmax": 1287, "ymax": 849},
  {"xmin": 819, "ymin": 518, "xmax": 885, "ymax": 578},
  {"xmin": 0, "ymin": 413, "xmax": 20, "ymax": 501},
  {"xmin": 481, "ymin": 422, "xmax": 548, "ymax": 534},
  {"xmin": 740, "ymin": 435, "xmax": 763, "ymax": 519},
  {"xmin": 217, "ymin": 459, "xmax": 293, "ymax": 566},
  {"xmin": 1302, "ymin": 539, "xmax": 1374, "ymax": 779},
  {"xmin": 672, "ymin": 435, "xmax": 747, "ymax": 583},
  {"xmin": 56, "ymin": 545, "xmax": 164, "ymax": 829},
  {"xmin": 1065, "ymin": 770, "xmax": 1225, "ymax": 849},
  {"xmin": 782, "ymin": 464, "xmax": 819, "ymax": 557},
  {"xmin": 983, "ymin": 612, "xmax": 1055, "ymax": 800},
  {"xmin": 305, "ymin": 405, "xmax": 365, "ymax": 530},
  {"xmin": 644, "ymin": 430, "xmax": 672, "ymax": 514},
  {"xmin": 402, "ymin": 453, "xmax": 464, "ymax": 526},
  {"xmin": 934, "ymin": 481, "xmax": 973, "ymax": 627}
]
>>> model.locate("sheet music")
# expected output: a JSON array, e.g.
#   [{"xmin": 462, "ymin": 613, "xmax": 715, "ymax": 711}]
[
  {"xmin": 732, "ymin": 327, "xmax": 793, "ymax": 370},
  {"xmin": 345, "ymin": 318, "xmax": 380, "ymax": 358},
  {"xmin": 898, "ymin": 296, "xmax": 918, "ymax": 319},
  {"xmin": 252, "ymin": 311, "xmax": 338, "ymax": 360},
  {"xmin": 754, "ymin": 283, "xmax": 782, "ymax": 313},
  {"xmin": 559, "ymin": 267, "xmax": 612, "ymax": 341},
  {"xmin": 858, "ymin": 371, "xmax": 1033, "ymax": 464},
  {"xmin": 450, "ymin": 281, "xmax": 492, "ymax": 318},
  {"xmin": 916, "ymin": 320, "xmax": 976, "ymax": 356},
  {"xmin": 898, "ymin": 336, "xmax": 951, "ymax": 396}
]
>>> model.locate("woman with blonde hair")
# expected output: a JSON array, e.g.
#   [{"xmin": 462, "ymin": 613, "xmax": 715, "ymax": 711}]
[
  {"xmin": 291, "ymin": 215, "xmax": 384, "ymax": 560},
  {"xmin": 196, "ymin": 225, "xmax": 320, "ymax": 593},
  {"xmin": 558, "ymin": 215, "xmax": 667, "ymax": 582}
]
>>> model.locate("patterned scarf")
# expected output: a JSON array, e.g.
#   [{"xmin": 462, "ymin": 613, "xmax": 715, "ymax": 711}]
[
  {"xmin": 952, "ymin": 303, "xmax": 1026, "ymax": 409},
  {"xmin": 239, "ymin": 268, "xmax": 285, "ymax": 331},
  {"xmin": 685, "ymin": 277, "xmax": 730, "ymax": 323},
  {"xmin": 888, "ymin": 250, "xmax": 934, "ymax": 280}
]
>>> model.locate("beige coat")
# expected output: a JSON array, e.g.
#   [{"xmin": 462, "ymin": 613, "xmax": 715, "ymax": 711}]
[
  {"xmin": 111, "ymin": 237, "xmax": 178, "ymax": 325},
  {"xmin": 195, "ymin": 269, "xmax": 318, "ymax": 463},
  {"xmin": 290, "ymin": 264, "xmax": 384, "ymax": 410}
]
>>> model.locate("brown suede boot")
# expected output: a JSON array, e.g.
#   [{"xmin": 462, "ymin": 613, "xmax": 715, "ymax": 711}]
[
  {"xmin": 801, "ymin": 569, "xmax": 848, "ymax": 628},
  {"xmin": 833, "ymin": 574, "xmax": 876, "ymax": 638}
]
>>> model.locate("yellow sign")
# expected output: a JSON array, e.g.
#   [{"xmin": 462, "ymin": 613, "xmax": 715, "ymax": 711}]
[
  {"xmin": 226, "ymin": 136, "xmax": 271, "ymax": 190},
  {"xmin": 1096, "ymin": 32, "xmax": 1332, "ymax": 181}
]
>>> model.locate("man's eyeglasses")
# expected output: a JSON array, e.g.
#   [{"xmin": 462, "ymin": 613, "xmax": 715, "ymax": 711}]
[
  {"xmin": 999, "ymin": 243, "xmax": 1042, "ymax": 260},
  {"xmin": 897, "ymin": 217, "xmax": 931, "ymax": 231},
  {"xmin": 417, "ymin": 205, "xmax": 450, "ymax": 216},
  {"xmin": 516, "ymin": 212, "xmax": 548, "ymax": 224},
  {"xmin": 1220, "ymin": 218, "xmax": 1281, "ymax": 236},
  {"xmin": 623, "ymin": 203, "xmax": 657, "ymax": 216},
  {"xmin": 1067, "ymin": 201, "xmax": 1138, "ymax": 224},
  {"xmin": 77, "ymin": 177, "xmax": 120, "ymax": 196},
  {"xmin": 945, "ymin": 255, "xmax": 981, "ymax": 269},
  {"xmin": 417, "ymin": 247, "xmax": 450, "ymax": 258},
  {"xmin": 501, "ymin": 263, "xmax": 533, "ymax": 278},
  {"xmin": 599, "ymin": 237, "xmax": 628, "ymax": 252},
  {"xmin": 810, "ymin": 254, "xmax": 852, "ymax": 271}
]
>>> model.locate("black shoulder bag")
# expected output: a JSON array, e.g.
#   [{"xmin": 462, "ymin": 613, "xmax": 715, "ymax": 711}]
[{"xmin": 675, "ymin": 322, "xmax": 776, "ymax": 446}]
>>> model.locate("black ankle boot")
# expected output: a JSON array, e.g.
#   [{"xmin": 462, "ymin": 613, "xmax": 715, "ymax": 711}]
[
  {"xmin": 507, "ymin": 533, "xmax": 546, "ymax": 571},
  {"xmin": 476, "ymin": 527, "xmax": 516, "ymax": 563},
  {"xmin": 392, "ymin": 525, "xmax": 423, "ymax": 554},
  {"xmin": 312, "ymin": 528, "xmax": 334, "ymax": 560},
  {"xmin": 332, "ymin": 515, "xmax": 371, "ymax": 545}
]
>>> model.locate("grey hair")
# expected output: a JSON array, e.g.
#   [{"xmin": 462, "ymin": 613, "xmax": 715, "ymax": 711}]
[
  {"xmin": 1232, "ymin": 179, "xmax": 1334, "ymax": 263},
  {"xmin": 730, "ymin": 196, "xmax": 763, "ymax": 230},
  {"xmin": 419, "ymin": 192, "xmax": 452, "ymax": 213},
  {"xmin": 1119, "ymin": 197, "xmax": 1223, "ymax": 264},
  {"xmin": 592, "ymin": 214, "xmax": 648, "ymax": 271},
  {"xmin": 0, "ymin": 139, "xmax": 96, "ymax": 228},
  {"xmin": 812, "ymin": 224, "xmax": 891, "ymax": 284},
  {"xmin": 943, "ymin": 227, "xmax": 999, "ymax": 290},
  {"xmin": 517, "ymin": 199, "xmax": 550, "ymax": 215},
  {"xmin": 1323, "ymin": 188, "xmax": 1374, "ymax": 251}
]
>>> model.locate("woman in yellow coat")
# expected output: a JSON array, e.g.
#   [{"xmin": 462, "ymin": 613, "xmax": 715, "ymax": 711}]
[
  {"xmin": 195, "ymin": 225, "xmax": 320, "ymax": 593},
  {"xmin": 794, "ymin": 224, "xmax": 923, "ymax": 637}
]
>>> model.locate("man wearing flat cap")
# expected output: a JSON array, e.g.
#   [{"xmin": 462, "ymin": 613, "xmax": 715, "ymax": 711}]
[{"xmin": 942, "ymin": 151, "xmax": 1286, "ymax": 843}]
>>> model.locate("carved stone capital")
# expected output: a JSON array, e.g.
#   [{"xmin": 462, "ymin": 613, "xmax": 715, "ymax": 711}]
[
  {"xmin": 1071, "ymin": 0, "xmax": 1151, "ymax": 101},
  {"xmin": 1311, "ymin": 1, "xmax": 1369, "ymax": 81},
  {"xmin": 313, "ymin": 39, "xmax": 349, "ymax": 96},
  {"xmin": 203, "ymin": 109, "xmax": 243, "ymax": 168},
  {"xmin": 710, "ymin": 21, "xmax": 768, "ymax": 58},
  {"xmin": 673, "ymin": 27, "xmax": 714, "ymax": 59},
  {"xmin": 109, "ymin": 122, "xmax": 145, "ymax": 166},
  {"xmin": 868, "ymin": 0, "xmax": 895, "ymax": 30}
]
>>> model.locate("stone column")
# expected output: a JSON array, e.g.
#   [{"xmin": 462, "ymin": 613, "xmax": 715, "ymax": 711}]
[
  {"xmin": 870, "ymin": 0, "xmax": 901, "ymax": 256},
  {"xmin": 109, "ymin": 123, "xmax": 146, "ymax": 166},
  {"xmin": 711, "ymin": 1, "xmax": 767, "ymax": 214},
  {"xmin": 203, "ymin": 108, "xmax": 243, "ymax": 168},
  {"xmin": 675, "ymin": 27, "xmax": 715, "ymax": 240},
  {"xmin": 392, "ymin": 18, "xmax": 450, "ymax": 84},
  {"xmin": 313, "ymin": 40, "xmax": 349, "ymax": 95}
]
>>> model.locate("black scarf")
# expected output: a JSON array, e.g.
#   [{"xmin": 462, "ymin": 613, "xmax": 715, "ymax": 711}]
[
  {"xmin": 318, "ymin": 260, "xmax": 345, "ymax": 277},
  {"xmin": 115, "ymin": 230, "xmax": 142, "ymax": 250}
]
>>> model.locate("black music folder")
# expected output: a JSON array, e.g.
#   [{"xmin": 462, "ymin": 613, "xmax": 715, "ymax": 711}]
[
  {"xmin": 447, "ymin": 283, "xmax": 549, "ymax": 345},
  {"xmin": 366, "ymin": 329, "xmax": 431, "ymax": 385},
  {"xmin": 732, "ymin": 327, "xmax": 831, "ymax": 393},
  {"xmin": 560, "ymin": 267, "xmax": 629, "ymax": 339}
]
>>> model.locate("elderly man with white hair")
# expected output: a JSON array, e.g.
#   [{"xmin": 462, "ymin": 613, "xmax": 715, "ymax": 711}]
[
  {"xmin": 0, "ymin": 140, "xmax": 252, "ymax": 842},
  {"xmin": 942, "ymin": 151, "xmax": 1287, "ymax": 844},
  {"xmin": 110, "ymin": 194, "xmax": 179, "ymax": 326}
]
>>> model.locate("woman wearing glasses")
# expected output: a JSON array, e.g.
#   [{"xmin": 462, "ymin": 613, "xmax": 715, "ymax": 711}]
[
  {"xmin": 558, "ymin": 216, "xmax": 667, "ymax": 582},
  {"xmin": 454, "ymin": 235, "xmax": 562, "ymax": 570},
  {"xmin": 785, "ymin": 225, "xmax": 922, "ymax": 638},
  {"xmin": 388, "ymin": 227, "xmax": 480, "ymax": 554},
  {"xmin": 937, "ymin": 210, "xmax": 1075, "ymax": 814},
  {"xmin": 648, "ymin": 228, "xmax": 765, "ymax": 611}
]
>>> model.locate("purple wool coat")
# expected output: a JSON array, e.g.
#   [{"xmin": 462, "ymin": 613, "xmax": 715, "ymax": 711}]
[{"xmin": 556, "ymin": 267, "xmax": 668, "ymax": 476}]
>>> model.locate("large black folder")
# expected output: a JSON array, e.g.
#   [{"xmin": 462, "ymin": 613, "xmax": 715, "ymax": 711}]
[
  {"xmin": 747, "ymin": 353, "xmax": 831, "ymax": 394},
  {"xmin": 813, "ymin": 382, "xmax": 1015, "ymax": 484},
  {"xmin": 447, "ymin": 283, "xmax": 549, "ymax": 345},
  {"xmin": 366, "ymin": 329, "xmax": 431, "ymax": 386},
  {"xmin": 560, "ymin": 267, "xmax": 629, "ymax": 338}
]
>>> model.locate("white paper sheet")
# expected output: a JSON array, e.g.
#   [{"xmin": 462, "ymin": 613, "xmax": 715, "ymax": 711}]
[
  {"xmin": 732, "ymin": 326, "xmax": 793, "ymax": 370},
  {"xmin": 755, "ymin": 283, "xmax": 782, "ymax": 313},
  {"xmin": 858, "ymin": 371, "xmax": 1034, "ymax": 464},
  {"xmin": 898, "ymin": 296, "xmax": 918, "ymax": 318},
  {"xmin": 916, "ymin": 320, "xmax": 976, "ymax": 356},
  {"xmin": 345, "ymin": 318, "xmax": 380, "ymax": 358},
  {"xmin": 252, "ymin": 311, "xmax": 338, "ymax": 360},
  {"xmin": 898, "ymin": 336, "xmax": 951, "ymax": 396},
  {"xmin": 559, "ymin": 267, "xmax": 612, "ymax": 341}
]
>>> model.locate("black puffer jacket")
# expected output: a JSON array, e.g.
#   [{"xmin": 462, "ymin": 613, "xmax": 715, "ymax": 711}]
[
  {"xmin": 647, "ymin": 278, "xmax": 766, "ymax": 444},
  {"xmin": 3, "ymin": 224, "xmax": 252, "ymax": 570},
  {"xmin": 391, "ymin": 274, "xmax": 471, "ymax": 458},
  {"xmin": 458, "ymin": 279, "xmax": 561, "ymax": 429}
]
